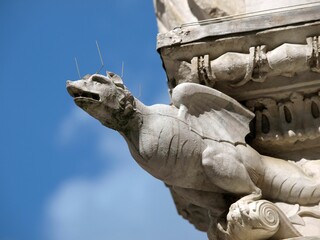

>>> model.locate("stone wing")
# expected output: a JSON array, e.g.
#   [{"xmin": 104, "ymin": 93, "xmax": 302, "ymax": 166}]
[{"xmin": 172, "ymin": 83, "xmax": 254, "ymax": 145}]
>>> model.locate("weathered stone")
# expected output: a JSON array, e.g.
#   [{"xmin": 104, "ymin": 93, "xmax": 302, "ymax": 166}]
[
  {"xmin": 65, "ymin": 1, "xmax": 320, "ymax": 239},
  {"xmin": 157, "ymin": 5, "xmax": 320, "ymax": 161},
  {"xmin": 153, "ymin": 1, "xmax": 320, "ymax": 239},
  {"xmin": 67, "ymin": 73, "xmax": 320, "ymax": 239}
]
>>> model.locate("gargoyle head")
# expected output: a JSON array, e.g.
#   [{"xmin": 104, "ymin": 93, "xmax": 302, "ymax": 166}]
[{"xmin": 66, "ymin": 72, "xmax": 135, "ymax": 131}]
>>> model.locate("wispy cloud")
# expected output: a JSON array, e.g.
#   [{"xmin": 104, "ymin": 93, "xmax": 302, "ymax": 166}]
[
  {"xmin": 96, "ymin": 131, "xmax": 130, "ymax": 163},
  {"xmin": 56, "ymin": 106, "xmax": 132, "ymax": 167},
  {"xmin": 44, "ymin": 163, "xmax": 207, "ymax": 240},
  {"xmin": 56, "ymin": 107, "xmax": 94, "ymax": 146}
]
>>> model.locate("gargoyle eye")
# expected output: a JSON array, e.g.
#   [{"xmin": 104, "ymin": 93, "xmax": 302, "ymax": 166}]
[{"xmin": 92, "ymin": 76, "xmax": 108, "ymax": 84}]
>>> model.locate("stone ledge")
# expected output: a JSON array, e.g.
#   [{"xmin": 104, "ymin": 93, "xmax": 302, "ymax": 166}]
[{"xmin": 157, "ymin": 2, "xmax": 320, "ymax": 48}]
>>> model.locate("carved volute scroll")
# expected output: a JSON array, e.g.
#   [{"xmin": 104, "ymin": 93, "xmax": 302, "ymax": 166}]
[{"xmin": 224, "ymin": 200, "xmax": 302, "ymax": 240}]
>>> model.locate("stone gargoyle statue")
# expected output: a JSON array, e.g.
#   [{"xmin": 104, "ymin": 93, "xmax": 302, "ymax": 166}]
[{"xmin": 66, "ymin": 73, "xmax": 320, "ymax": 240}]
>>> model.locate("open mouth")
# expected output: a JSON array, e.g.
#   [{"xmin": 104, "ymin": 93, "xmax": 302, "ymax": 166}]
[
  {"xmin": 73, "ymin": 91, "xmax": 100, "ymax": 101},
  {"xmin": 67, "ymin": 85, "xmax": 101, "ymax": 101}
]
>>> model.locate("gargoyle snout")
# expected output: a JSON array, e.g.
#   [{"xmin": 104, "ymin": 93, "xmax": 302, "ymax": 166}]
[
  {"xmin": 66, "ymin": 79, "xmax": 83, "ymax": 90},
  {"xmin": 66, "ymin": 80, "xmax": 77, "ymax": 97},
  {"xmin": 66, "ymin": 80, "xmax": 84, "ymax": 97},
  {"xmin": 66, "ymin": 80, "xmax": 74, "ymax": 91}
]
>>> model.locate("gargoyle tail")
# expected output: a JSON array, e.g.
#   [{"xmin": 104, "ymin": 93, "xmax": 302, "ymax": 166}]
[{"xmin": 260, "ymin": 157, "xmax": 320, "ymax": 205}]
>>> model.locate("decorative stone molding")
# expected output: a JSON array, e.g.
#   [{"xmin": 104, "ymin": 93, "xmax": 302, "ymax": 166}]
[
  {"xmin": 157, "ymin": 3, "xmax": 320, "ymax": 48},
  {"xmin": 176, "ymin": 36, "xmax": 320, "ymax": 87},
  {"xmin": 309, "ymin": 36, "xmax": 320, "ymax": 73},
  {"xmin": 176, "ymin": 54, "xmax": 216, "ymax": 86},
  {"xmin": 246, "ymin": 91, "xmax": 320, "ymax": 144}
]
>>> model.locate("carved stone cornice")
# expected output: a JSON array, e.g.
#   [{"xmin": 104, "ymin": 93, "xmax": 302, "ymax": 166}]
[
  {"xmin": 155, "ymin": 3, "xmax": 320, "ymax": 239},
  {"xmin": 176, "ymin": 36, "xmax": 320, "ymax": 87},
  {"xmin": 245, "ymin": 92, "xmax": 320, "ymax": 159},
  {"xmin": 158, "ymin": 11, "xmax": 320, "ymax": 160},
  {"xmin": 157, "ymin": 2, "xmax": 320, "ymax": 48}
]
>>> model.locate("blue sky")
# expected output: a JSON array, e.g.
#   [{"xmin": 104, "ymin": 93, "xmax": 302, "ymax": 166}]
[{"xmin": 0, "ymin": 1, "xmax": 207, "ymax": 240}]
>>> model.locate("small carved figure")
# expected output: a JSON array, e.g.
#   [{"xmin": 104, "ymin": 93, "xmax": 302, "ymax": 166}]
[{"xmin": 66, "ymin": 73, "xmax": 320, "ymax": 239}]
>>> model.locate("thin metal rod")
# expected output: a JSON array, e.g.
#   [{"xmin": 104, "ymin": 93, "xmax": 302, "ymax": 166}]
[
  {"xmin": 75, "ymin": 57, "xmax": 81, "ymax": 79},
  {"xmin": 121, "ymin": 61, "xmax": 124, "ymax": 78},
  {"xmin": 96, "ymin": 40, "xmax": 104, "ymax": 74},
  {"xmin": 137, "ymin": 83, "xmax": 142, "ymax": 99}
]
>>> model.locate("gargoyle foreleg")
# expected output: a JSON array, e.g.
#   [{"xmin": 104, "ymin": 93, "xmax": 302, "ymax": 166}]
[{"xmin": 202, "ymin": 145, "xmax": 261, "ymax": 198}]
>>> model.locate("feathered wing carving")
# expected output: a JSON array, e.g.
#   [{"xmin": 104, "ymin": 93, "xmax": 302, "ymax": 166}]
[{"xmin": 172, "ymin": 83, "xmax": 254, "ymax": 145}]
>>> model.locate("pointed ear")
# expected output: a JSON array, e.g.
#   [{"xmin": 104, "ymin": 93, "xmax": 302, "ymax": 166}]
[{"xmin": 106, "ymin": 71, "xmax": 124, "ymax": 88}]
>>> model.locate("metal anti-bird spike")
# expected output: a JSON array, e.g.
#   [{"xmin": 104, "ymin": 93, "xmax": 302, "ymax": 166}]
[
  {"xmin": 74, "ymin": 41, "xmax": 105, "ymax": 80},
  {"xmin": 95, "ymin": 40, "xmax": 104, "ymax": 74}
]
